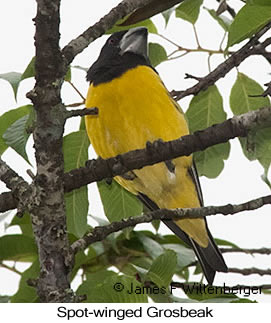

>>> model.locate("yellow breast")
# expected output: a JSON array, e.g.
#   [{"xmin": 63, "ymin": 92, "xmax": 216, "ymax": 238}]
[
  {"xmin": 85, "ymin": 65, "xmax": 189, "ymax": 158},
  {"xmin": 85, "ymin": 65, "xmax": 208, "ymax": 247}
]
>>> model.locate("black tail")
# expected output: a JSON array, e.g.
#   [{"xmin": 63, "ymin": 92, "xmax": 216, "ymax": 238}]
[
  {"xmin": 163, "ymin": 220, "xmax": 228, "ymax": 285},
  {"xmin": 138, "ymin": 192, "xmax": 228, "ymax": 285}
]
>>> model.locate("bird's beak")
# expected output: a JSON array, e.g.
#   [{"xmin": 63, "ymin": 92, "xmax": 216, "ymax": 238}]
[{"xmin": 119, "ymin": 27, "xmax": 148, "ymax": 60}]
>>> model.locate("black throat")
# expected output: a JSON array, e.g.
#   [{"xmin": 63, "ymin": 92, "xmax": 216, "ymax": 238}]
[{"xmin": 86, "ymin": 53, "xmax": 152, "ymax": 86}]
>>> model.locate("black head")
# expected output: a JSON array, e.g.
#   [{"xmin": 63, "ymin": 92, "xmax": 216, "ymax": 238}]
[{"xmin": 87, "ymin": 27, "xmax": 152, "ymax": 85}]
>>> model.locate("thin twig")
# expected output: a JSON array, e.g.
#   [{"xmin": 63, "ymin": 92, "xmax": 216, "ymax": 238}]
[
  {"xmin": 220, "ymin": 247, "xmax": 271, "ymax": 255},
  {"xmin": 65, "ymin": 107, "xmax": 98, "ymax": 119},
  {"xmin": 0, "ymin": 157, "xmax": 30, "ymax": 216},
  {"xmin": 62, "ymin": 0, "xmax": 154, "ymax": 65},
  {"xmin": 64, "ymin": 106, "xmax": 271, "ymax": 193},
  {"xmin": 158, "ymin": 33, "xmax": 180, "ymax": 48},
  {"xmin": 65, "ymin": 102, "xmax": 85, "ymax": 108},
  {"xmin": 26, "ymin": 169, "xmax": 35, "ymax": 180},
  {"xmin": 67, "ymin": 81, "xmax": 85, "ymax": 101},
  {"xmin": 2, "ymin": 106, "xmax": 271, "ymax": 213},
  {"xmin": 167, "ymin": 51, "xmax": 189, "ymax": 61},
  {"xmin": 172, "ymin": 23, "xmax": 271, "ymax": 100},
  {"xmin": 71, "ymin": 194, "xmax": 271, "ymax": 254},
  {"xmin": 159, "ymin": 33, "xmax": 227, "ymax": 55},
  {"xmin": 193, "ymin": 25, "xmax": 201, "ymax": 48},
  {"xmin": 228, "ymin": 267, "xmax": 271, "ymax": 276},
  {"xmin": 0, "ymin": 262, "xmax": 22, "ymax": 275},
  {"xmin": 216, "ymin": 0, "xmax": 236, "ymax": 18},
  {"xmin": 219, "ymin": 31, "xmax": 227, "ymax": 51},
  {"xmin": 207, "ymin": 54, "xmax": 212, "ymax": 73}
]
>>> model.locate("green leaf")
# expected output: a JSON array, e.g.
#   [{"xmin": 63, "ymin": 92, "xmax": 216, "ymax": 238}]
[
  {"xmin": 261, "ymin": 169, "xmax": 271, "ymax": 190},
  {"xmin": 162, "ymin": 7, "xmax": 175, "ymax": 26},
  {"xmin": 77, "ymin": 274, "xmax": 148, "ymax": 302},
  {"xmin": 202, "ymin": 297, "xmax": 241, "ymax": 303},
  {"xmin": 85, "ymin": 269, "xmax": 117, "ymax": 284},
  {"xmin": 149, "ymin": 291, "xmax": 174, "ymax": 303},
  {"xmin": 64, "ymin": 66, "xmax": 72, "ymax": 82},
  {"xmin": 0, "ymin": 235, "xmax": 37, "ymax": 262},
  {"xmin": 151, "ymin": 219, "xmax": 160, "ymax": 232},
  {"xmin": 147, "ymin": 250, "xmax": 177, "ymax": 287},
  {"xmin": 158, "ymin": 233, "xmax": 188, "ymax": 246},
  {"xmin": 227, "ymin": 4, "xmax": 271, "ymax": 48},
  {"xmin": 205, "ymin": 8, "xmax": 231, "ymax": 31},
  {"xmin": 90, "ymin": 241, "xmax": 105, "ymax": 258},
  {"xmin": 214, "ymin": 238, "xmax": 239, "ymax": 249},
  {"xmin": 97, "ymin": 179, "xmax": 143, "ymax": 223},
  {"xmin": 163, "ymin": 243, "xmax": 195, "ymax": 268},
  {"xmin": 230, "ymin": 298, "xmax": 257, "ymax": 303},
  {"xmin": 248, "ymin": 0, "xmax": 271, "ymax": 6},
  {"xmin": 63, "ymin": 131, "xmax": 90, "ymax": 238},
  {"xmin": 11, "ymin": 259, "xmax": 39, "ymax": 303},
  {"xmin": 254, "ymin": 128, "xmax": 271, "ymax": 172},
  {"xmin": 9, "ymin": 213, "xmax": 33, "ymax": 237},
  {"xmin": 138, "ymin": 234, "xmax": 164, "ymax": 259},
  {"xmin": 193, "ymin": 261, "xmax": 203, "ymax": 275},
  {"xmin": 21, "ymin": 57, "xmax": 71, "ymax": 82},
  {"xmin": 106, "ymin": 18, "xmax": 157, "ymax": 34},
  {"xmin": 230, "ymin": 72, "xmax": 271, "ymax": 172},
  {"xmin": 3, "ymin": 114, "xmax": 31, "ymax": 163},
  {"xmin": 70, "ymin": 251, "xmax": 91, "ymax": 281},
  {"xmin": 127, "ymin": 264, "xmax": 149, "ymax": 280},
  {"xmin": 176, "ymin": 0, "xmax": 203, "ymax": 24},
  {"xmin": 0, "ymin": 72, "xmax": 22, "ymax": 100},
  {"xmin": 119, "ymin": 263, "xmax": 140, "ymax": 276},
  {"xmin": 171, "ymin": 295, "xmax": 199, "ymax": 302},
  {"xmin": 186, "ymin": 85, "xmax": 230, "ymax": 178},
  {"xmin": 21, "ymin": 57, "xmax": 35, "ymax": 81},
  {"xmin": 0, "ymin": 295, "xmax": 10, "ymax": 303},
  {"xmin": 63, "ymin": 130, "xmax": 90, "ymax": 171},
  {"xmin": 177, "ymin": 266, "xmax": 190, "ymax": 282},
  {"xmin": 195, "ymin": 143, "xmax": 230, "ymax": 178},
  {"xmin": 148, "ymin": 43, "xmax": 167, "ymax": 67},
  {"xmin": 131, "ymin": 256, "xmax": 153, "ymax": 270},
  {"xmin": 230, "ymin": 73, "xmax": 270, "ymax": 115},
  {"xmin": 79, "ymin": 117, "xmax": 86, "ymax": 131},
  {"xmin": 182, "ymin": 283, "xmax": 239, "ymax": 301}
]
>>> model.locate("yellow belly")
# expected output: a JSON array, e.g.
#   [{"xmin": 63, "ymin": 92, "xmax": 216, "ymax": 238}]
[{"xmin": 85, "ymin": 66, "xmax": 208, "ymax": 247}]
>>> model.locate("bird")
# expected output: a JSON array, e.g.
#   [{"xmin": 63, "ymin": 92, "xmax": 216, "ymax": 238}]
[{"xmin": 85, "ymin": 27, "xmax": 228, "ymax": 285}]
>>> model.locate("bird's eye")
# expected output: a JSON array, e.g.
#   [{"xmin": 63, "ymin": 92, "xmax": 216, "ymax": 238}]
[{"xmin": 108, "ymin": 37, "xmax": 116, "ymax": 45}]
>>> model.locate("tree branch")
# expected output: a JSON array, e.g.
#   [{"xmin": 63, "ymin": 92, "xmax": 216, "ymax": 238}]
[
  {"xmin": 171, "ymin": 24, "xmax": 271, "ymax": 100},
  {"xmin": 0, "ymin": 192, "xmax": 17, "ymax": 213},
  {"xmin": 216, "ymin": 0, "xmax": 236, "ymax": 18},
  {"xmin": 253, "ymin": 42, "xmax": 271, "ymax": 65},
  {"xmin": 1, "ymin": 106, "xmax": 271, "ymax": 214},
  {"xmin": 28, "ymin": 0, "xmax": 74, "ymax": 303},
  {"xmin": 70, "ymin": 194, "xmax": 271, "ymax": 254},
  {"xmin": 64, "ymin": 106, "xmax": 271, "ymax": 193},
  {"xmin": 62, "ymin": 0, "xmax": 153, "ymax": 65},
  {"xmin": 0, "ymin": 157, "xmax": 30, "ymax": 216},
  {"xmin": 0, "ymin": 262, "xmax": 22, "ymax": 275},
  {"xmin": 65, "ymin": 107, "xmax": 98, "ymax": 119},
  {"xmin": 221, "ymin": 247, "xmax": 271, "ymax": 255},
  {"xmin": 0, "ymin": 157, "xmax": 29, "ymax": 194},
  {"xmin": 228, "ymin": 267, "xmax": 271, "ymax": 276}
]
